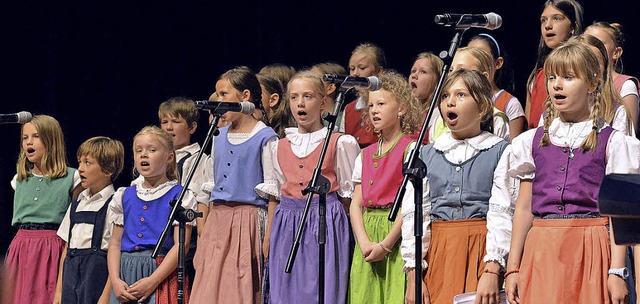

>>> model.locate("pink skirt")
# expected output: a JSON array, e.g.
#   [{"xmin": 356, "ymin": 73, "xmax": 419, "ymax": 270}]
[
  {"xmin": 190, "ymin": 203, "xmax": 265, "ymax": 304},
  {"xmin": 4, "ymin": 229, "xmax": 64, "ymax": 304}
]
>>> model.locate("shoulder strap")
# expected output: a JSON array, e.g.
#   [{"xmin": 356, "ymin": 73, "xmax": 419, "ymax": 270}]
[{"xmin": 495, "ymin": 91, "xmax": 514, "ymax": 113}]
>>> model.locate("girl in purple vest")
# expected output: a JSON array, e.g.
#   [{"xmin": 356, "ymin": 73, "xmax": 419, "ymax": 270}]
[
  {"xmin": 401, "ymin": 69, "xmax": 516, "ymax": 304},
  {"xmin": 5, "ymin": 115, "xmax": 82, "ymax": 304},
  {"xmin": 258, "ymin": 70, "xmax": 360, "ymax": 303},
  {"xmin": 190, "ymin": 66, "xmax": 278, "ymax": 304},
  {"xmin": 347, "ymin": 70, "xmax": 421, "ymax": 303},
  {"xmin": 505, "ymin": 41, "xmax": 640, "ymax": 304},
  {"xmin": 585, "ymin": 21, "xmax": 640, "ymax": 134},
  {"xmin": 108, "ymin": 126, "xmax": 197, "ymax": 304}
]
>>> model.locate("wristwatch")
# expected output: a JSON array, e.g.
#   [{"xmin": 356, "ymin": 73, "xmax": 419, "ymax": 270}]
[{"xmin": 608, "ymin": 267, "xmax": 630, "ymax": 280}]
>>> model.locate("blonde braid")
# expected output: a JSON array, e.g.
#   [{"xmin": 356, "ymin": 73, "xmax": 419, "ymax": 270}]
[
  {"xmin": 539, "ymin": 96, "xmax": 554, "ymax": 146},
  {"xmin": 581, "ymin": 89, "xmax": 600, "ymax": 151}
]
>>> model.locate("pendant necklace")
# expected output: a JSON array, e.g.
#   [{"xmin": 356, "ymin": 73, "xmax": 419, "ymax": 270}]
[{"xmin": 566, "ymin": 123, "xmax": 588, "ymax": 159}]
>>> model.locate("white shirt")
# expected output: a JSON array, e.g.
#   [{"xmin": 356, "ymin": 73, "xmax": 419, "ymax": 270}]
[
  {"xmin": 400, "ymin": 132, "xmax": 517, "ymax": 271},
  {"xmin": 109, "ymin": 180, "xmax": 198, "ymax": 226},
  {"xmin": 621, "ymin": 79, "xmax": 639, "ymax": 98},
  {"xmin": 494, "ymin": 90, "xmax": 525, "ymax": 121},
  {"xmin": 200, "ymin": 121, "xmax": 278, "ymax": 204},
  {"xmin": 509, "ymin": 117, "xmax": 640, "ymax": 180},
  {"xmin": 57, "ymin": 185, "xmax": 115, "ymax": 251},
  {"xmin": 255, "ymin": 127, "xmax": 361, "ymax": 199}
]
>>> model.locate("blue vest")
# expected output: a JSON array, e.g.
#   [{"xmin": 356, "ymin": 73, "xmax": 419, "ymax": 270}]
[
  {"xmin": 210, "ymin": 125, "xmax": 278, "ymax": 206},
  {"xmin": 420, "ymin": 140, "xmax": 509, "ymax": 221},
  {"xmin": 121, "ymin": 184, "xmax": 182, "ymax": 252}
]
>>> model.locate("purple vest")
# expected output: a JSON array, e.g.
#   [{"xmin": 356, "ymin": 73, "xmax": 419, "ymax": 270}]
[
  {"xmin": 531, "ymin": 126, "xmax": 614, "ymax": 216},
  {"xmin": 361, "ymin": 135, "xmax": 413, "ymax": 208},
  {"xmin": 121, "ymin": 184, "xmax": 182, "ymax": 252}
]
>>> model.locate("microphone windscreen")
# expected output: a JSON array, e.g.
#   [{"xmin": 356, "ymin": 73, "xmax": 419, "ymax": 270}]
[
  {"xmin": 17, "ymin": 111, "xmax": 33, "ymax": 124},
  {"xmin": 240, "ymin": 102, "xmax": 256, "ymax": 115},
  {"xmin": 486, "ymin": 12, "xmax": 502, "ymax": 30},
  {"xmin": 368, "ymin": 76, "xmax": 382, "ymax": 91}
]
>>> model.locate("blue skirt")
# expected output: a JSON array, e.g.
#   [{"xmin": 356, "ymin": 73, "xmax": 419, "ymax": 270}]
[
  {"xmin": 109, "ymin": 250, "xmax": 157, "ymax": 304},
  {"xmin": 268, "ymin": 192, "xmax": 350, "ymax": 304}
]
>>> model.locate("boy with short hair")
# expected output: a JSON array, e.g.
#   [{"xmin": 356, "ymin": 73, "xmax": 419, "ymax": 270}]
[{"xmin": 54, "ymin": 136, "xmax": 125, "ymax": 303}]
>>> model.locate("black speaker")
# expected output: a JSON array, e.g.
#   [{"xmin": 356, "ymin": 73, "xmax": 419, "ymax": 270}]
[{"xmin": 598, "ymin": 174, "xmax": 640, "ymax": 245}]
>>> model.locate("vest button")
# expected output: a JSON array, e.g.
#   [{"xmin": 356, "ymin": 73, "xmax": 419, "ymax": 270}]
[
  {"xmin": 140, "ymin": 217, "xmax": 145, "ymax": 222},
  {"xmin": 223, "ymin": 175, "xmax": 227, "ymax": 178},
  {"xmin": 143, "ymin": 205, "xmax": 148, "ymax": 210},
  {"xmin": 454, "ymin": 186, "xmax": 460, "ymax": 192},
  {"xmin": 230, "ymin": 150, "xmax": 234, "ymax": 154},
  {"xmin": 360, "ymin": 122, "xmax": 364, "ymax": 127},
  {"xmin": 220, "ymin": 187, "xmax": 223, "ymax": 191},
  {"xmin": 138, "ymin": 233, "xmax": 143, "ymax": 238},
  {"xmin": 92, "ymin": 246, "xmax": 97, "ymax": 252},
  {"xmin": 135, "ymin": 246, "xmax": 140, "ymax": 251},
  {"xmin": 38, "ymin": 178, "xmax": 44, "ymax": 182},
  {"xmin": 227, "ymin": 163, "xmax": 231, "ymax": 166},
  {"xmin": 563, "ymin": 148, "xmax": 568, "ymax": 153},
  {"xmin": 368, "ymin": 200, "xmax": 373, "ymax": 206},
  {"xmin": 299, "ymin": 164, "xmax": 304, "ymax": 168},
  {"xmin": 373, "ymin": 162, "xmax": 378, "ymax": 168},
  {"xmin": 356, "ymin": 137, "xmax": 360, "ymax": 141},
  {"xmin": 369, "ymin": 180, "xmax": 373, "ymax": 185},
  {"xmin": 557, "ymin": 205, "xmax": 564, "ymax": 211},
  {"xmin": 560, "ymin": 165, "xmax": 565, "ymax": 171},
  {"xmin": 36, "ymin": 187, "xmax": 41, "ymax": 191},
  {"xmin": 557, "ymin": 185, "xmax": 562, "ymax": 191},
  {"xmin": 455, "ymin": 166, "xmax": 461, "ymax": 172},
  {"xmin": 33, "ymin": 197, "xmax": 39, "ymax": 201}
]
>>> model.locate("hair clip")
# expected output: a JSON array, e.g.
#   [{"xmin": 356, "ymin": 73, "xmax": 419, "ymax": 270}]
[
  {"xmin": 478, "ymin": 33, "xmax": 501, "ymax": 57},
  {"xmin": 592, "ymin": 126, "xmax": 598, "ymax": 130}
]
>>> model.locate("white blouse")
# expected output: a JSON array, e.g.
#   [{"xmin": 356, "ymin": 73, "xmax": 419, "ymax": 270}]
[
  {"xmin": 109, "ymin": 180, "xmax": 198, "ymax": 226},
  {"xmin": 57, "ymin": 185, "xmax": 115, "ymax": 251},
  {"xmin": 199, "ymin": 121, "xmax": 278, "ymax": 204},
  {"xmin": 537, "ymin": 107, "xmax": 635, "ymax": 137},
  {"xmin": 509, "ymin": 117, "xmax": 640, "ymax": 180},
  {"xmin": 400, "ymin": 132, "xmax": 517, "ymax": 271},
  {"xmin": 255, "ymin": 127, "xmax": 361, "ymax": 200}
]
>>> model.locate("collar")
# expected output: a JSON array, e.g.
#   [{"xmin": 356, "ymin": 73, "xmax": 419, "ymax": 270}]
[
  {"xmin": 79, "ymin": 184, "xmax": 115, "ymax": 202},
  {"xmin": 177, "ymin": 142, "xmax": 201, "ymax": 155},
  {"xmin": 433, "ymin": 131, "xmax": 504, "ymax": 152},
  {"xmin": 284, "ymin": 127, "xmax": 328, "ymax": 147},
  {"xmin": 136, "ymin": 179, "xmax": 178, "ymax": 196}
]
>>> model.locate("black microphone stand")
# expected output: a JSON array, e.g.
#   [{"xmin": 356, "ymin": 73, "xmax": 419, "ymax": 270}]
[
  {"xmin": 387, "ymin": 28, "xmax": 467, "ymax": 303},
  {"xmin": 284, "ymin": 87, "xmax": 354, "ymax": 303},
  {"xmin": 152, "ymin": 114, "xmax": 222, "ymax": 304}
]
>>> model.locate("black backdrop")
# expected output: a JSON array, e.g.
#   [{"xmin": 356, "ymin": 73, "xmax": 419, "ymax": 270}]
[{"xmin": 1, "ymin": 0, "xmax": 638, "ymax": 254}]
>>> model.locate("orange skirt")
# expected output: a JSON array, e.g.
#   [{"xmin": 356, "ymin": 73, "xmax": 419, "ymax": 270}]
[
  {"xmin": 520, "ymin": 217, "xmax": 610, "ymax": 304},
  {"xmin": 425, "ymin": 218, "xmax": 487, "ymax": 304}
]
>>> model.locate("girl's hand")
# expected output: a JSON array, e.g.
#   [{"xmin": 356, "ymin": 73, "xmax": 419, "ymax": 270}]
[
  {"xmin": 359, "ymin": 240, "xmax": 374, "ymax": 258},
  {"xmin": 112, "ymin": 278, "xmax": 138, "ymax": 303},
  {"xmin": 128, "ymin": 276, "xmax": 160, "ymax": 302},
  {"xmin": 262, "ymin": 236, "xmax": 270, "ymax": 262},
  {"xmin": 405, "ymin": 270, "xmax": 430, "ymax": 304},
  {"xmin": 364, "ymin": 243, "xmax": 388, "ymax": 263},
  {"xmin": 608, "ymin": 275, "xmax": 629, "ymax": 304},
  {"xmin": 505, "ymin": 273, "xmax": 520, "ymax": 304},
  {"xmin": 475, "ymin": 272, "xmax": 500, "ymax": 304}
]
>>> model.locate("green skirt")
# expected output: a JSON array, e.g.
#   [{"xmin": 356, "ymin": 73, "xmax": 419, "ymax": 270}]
[{"xmin": 348, "ymin": 207, "xmax": 406, "ymax": 303}]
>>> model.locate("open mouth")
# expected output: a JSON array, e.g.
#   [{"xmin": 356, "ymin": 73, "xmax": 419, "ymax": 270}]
[
  {"xmin": 26, "ymin": 148, "xmax": 35, "ymax": 154},
  {"xmin": 553, "ymin": 94, "xmax": 567, "ymax": 101},
  {"xmin": 80, "ymin": 174, "xmax": 87, "ymax": 180},
  {"xmin": 447, "ymin": 112, "xmax": 458, "ymax": 120},
  {"xmin": 140, "ymin": 161, "xmax": 150, "ymax": 167},
  {"xmin": 410, "ymin": 82, "xmax": 418, "ymax": 89},
  {"xmin": 297, "ymin": 110, "xmax": 307, "ymax": 118},
  {"xmin": 372, "ymin": 117, "xmax": 381, "ymax": 122}
]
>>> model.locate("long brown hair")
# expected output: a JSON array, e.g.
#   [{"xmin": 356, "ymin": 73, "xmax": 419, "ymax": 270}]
[{"xmin": 17, "ymin": 115, "xmax": 68, "ymax": 181}]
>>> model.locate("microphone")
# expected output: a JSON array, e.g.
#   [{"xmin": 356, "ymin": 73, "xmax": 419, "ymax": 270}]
[
  {"xmin": 434, "ymin": 12, "xmax": 502, "ymax": 30},
  {"xmin": 0, "ymin": 111, "xmax": 33, "ymax": 124},
  {"xmin": 322, "ymin": 74, "xmax": 382, "ymax": 91},
  {"xmin": 194, "ymin": 101, "xmax": 255, "ymax": 115}
]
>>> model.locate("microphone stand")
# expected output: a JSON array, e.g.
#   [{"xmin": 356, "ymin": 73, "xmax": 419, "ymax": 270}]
[
  {"xmin": 387, "ymin": 28, "xmax": 467, "ymax": 303},
  {"xmin": 152, "ymin": 114, "xmax": 222, "ymax": 304},
  {"xmin": 285, "ymin": 87, "xmax": 354, "ymax": 303}
]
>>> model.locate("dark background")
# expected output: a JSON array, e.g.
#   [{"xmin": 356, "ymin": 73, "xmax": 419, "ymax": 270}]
[{"xmin": 1, "ymin": 0, "xmax": 638, "ymax": 254}]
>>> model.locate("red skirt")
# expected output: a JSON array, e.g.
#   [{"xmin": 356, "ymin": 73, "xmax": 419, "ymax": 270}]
[
  {"xmin": 425, "ymin": 219, "xmax": 488, "ymax": 304},
  {"xmin": 519, "ymin": 217, "xmax": 610, "ymax": 303},
  {"xmin": 4, "ymin": 229, "xmax": 64, "ymax": 304}
]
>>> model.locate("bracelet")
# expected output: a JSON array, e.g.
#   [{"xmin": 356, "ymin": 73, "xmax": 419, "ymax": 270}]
[
  {"xmin": 483, "ymin": 269, "xmax": 500, "ymax": 276},
  {"xmin": 504, "ymin": 269, "xmax": 519, "ymax": 279},
  {"xmin": 378, "ymin": 242, "xmax": 392, "ymax": 253}
]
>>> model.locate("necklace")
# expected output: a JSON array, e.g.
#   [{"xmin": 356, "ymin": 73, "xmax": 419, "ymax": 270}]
[{"xmin": 566, "ymin": 122, "xmax": 589, "ymax": 159}]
